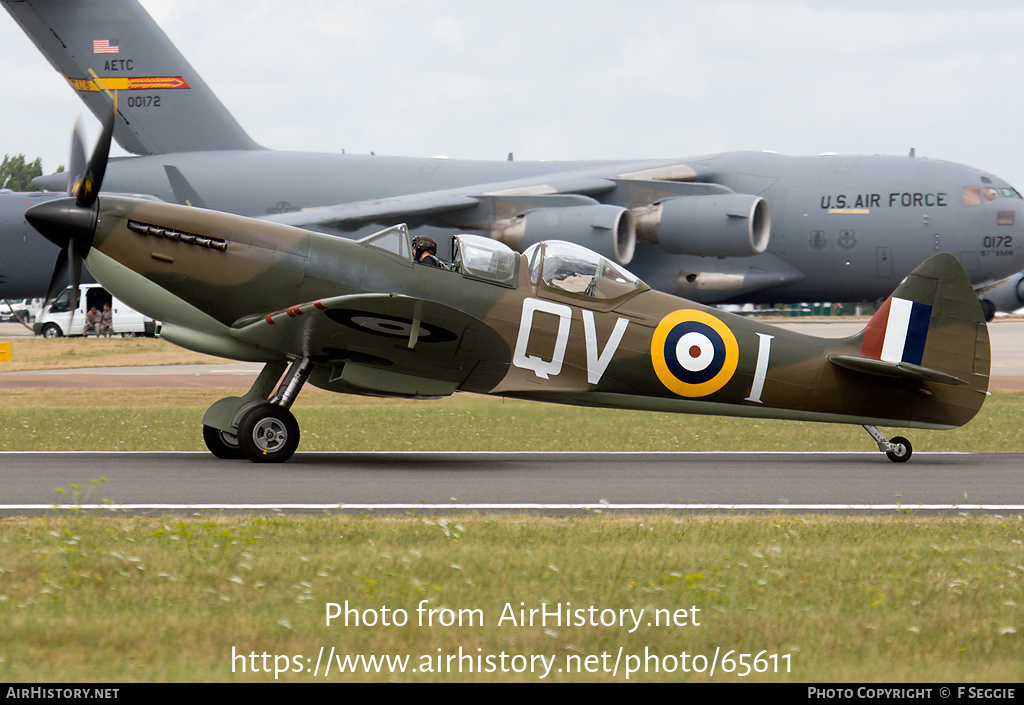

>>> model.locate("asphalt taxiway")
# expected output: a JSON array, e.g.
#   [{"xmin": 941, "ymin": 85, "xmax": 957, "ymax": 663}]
[{"xmin": 2, "ymin": 451, "xmax": 1022, "ymax": 515}]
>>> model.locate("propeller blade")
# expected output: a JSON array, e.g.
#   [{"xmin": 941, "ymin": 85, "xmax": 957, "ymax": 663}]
[
  {"xmin": 44, "ymin": 247, "xmax": 69, "ymax": 306},
  {"xmin": 69, "ymin": 240, "xmax": 83, "ymax": 309},
  {"xmin": 67, "ymin": 115, "xmax": 86, "ymax": 198},
  {"xmin": 29, "ymin": 99, "xmax": 117, "ymax": 307},
  {"xmin": 75, "ymin": 96, "xmax": 116, "ymax": 208}
]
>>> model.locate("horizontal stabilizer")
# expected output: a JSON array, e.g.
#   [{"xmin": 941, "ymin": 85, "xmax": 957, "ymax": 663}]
[{"xmin": 827, "ymin": 354, "xmax": 968, "ymax": 386}]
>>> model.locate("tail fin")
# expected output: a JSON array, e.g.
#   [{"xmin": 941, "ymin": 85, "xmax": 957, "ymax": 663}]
[
  {"xmin": 3, "ymin": 0, "xmax": 261, "ymax": 155},
  {"xmin": 828, "ymin": 253, "xmax": 990, "ymax": 426}
]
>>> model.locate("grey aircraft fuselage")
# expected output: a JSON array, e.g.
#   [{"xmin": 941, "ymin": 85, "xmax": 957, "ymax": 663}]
[
  {"xmin": 21, "ymin": 147, "xmax": 1023, "ymax": 307},
  {"xmin": 0, "ymin": 190, "xmax": 71, "ymax": 296}
]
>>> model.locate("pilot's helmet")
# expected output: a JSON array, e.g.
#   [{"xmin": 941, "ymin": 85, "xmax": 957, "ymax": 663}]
[{"xmin": 413, "ymin": 236, "xmax": 438, "ymax": 258}]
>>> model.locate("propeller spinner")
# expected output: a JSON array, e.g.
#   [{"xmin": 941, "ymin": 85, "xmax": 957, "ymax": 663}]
[{"xmin": 27, "ymin": 103, "xmax": 116, "ymax": 308}]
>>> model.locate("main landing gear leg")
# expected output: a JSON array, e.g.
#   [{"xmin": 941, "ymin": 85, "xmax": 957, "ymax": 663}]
[
  {"xmin": 234, "ymin": 357, "xmax": 314, "ymax": 464},
  {"xmin": 201, "ymin": 358, "xmax": 312, "ymax": 463},
  {"xmin": 202, "ymin": 361, "xmax": 287, "ymax": 460},
  {"xmin": 862, "ymin": 425, "xmax": 913, "ymax": 463}
]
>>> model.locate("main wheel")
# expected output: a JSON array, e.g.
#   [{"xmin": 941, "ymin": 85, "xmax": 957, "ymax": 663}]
[
  {"xmin": 203, "ymin": 424, "xmax": 244, "ymax": 460},
  {"xmin": 885, "ymin": 436, "xmax": 912, "ymax": 463},
  {"xmin": 237, "ymin": 403, "xmax": 300, "ymax": 463}
]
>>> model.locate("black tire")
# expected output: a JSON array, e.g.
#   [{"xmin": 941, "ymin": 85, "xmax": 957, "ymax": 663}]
[
  {"xmin": 886, "ymin": 436, "xmax": 913, "ymax": 463},
  {"xmin": 203, "ymin": 424, "xmax": 244, "ymax": 460},
  {"xmin": 237, "ymin": 403, "xmax": 300, "ymax": 463},
  {"xmin": 41, "ymin": 323, "xmax": 63, "ymax": 339}
]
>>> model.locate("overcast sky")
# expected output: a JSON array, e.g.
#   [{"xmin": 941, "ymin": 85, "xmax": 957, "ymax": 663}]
[{"xmin": 2, "ymin": 0, "xmax": 1023, "ymax": 188}]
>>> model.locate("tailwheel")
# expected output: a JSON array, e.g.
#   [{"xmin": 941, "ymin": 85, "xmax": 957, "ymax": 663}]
[
  {"xmin": 237, "ymin": 402, "xmax": 300, "ymax": 463},
  {"xmin": 203, "ymin": 425, "xmax": 244, "ymax": 460},
  {"xmin": 885, "ymin": 436, "xmax": 913, "ymax": 463},
  {"xmin": 863, "ymin": 425, "xmax": 913, "ymax": 463}
]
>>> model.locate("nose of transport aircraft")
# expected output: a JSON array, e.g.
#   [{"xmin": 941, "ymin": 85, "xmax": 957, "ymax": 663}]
[
  {"xmin": 956, "ymin": 170, "xmax": 1024, "ymax": 272},
  {"xmin": 993, "ymin": 181, "xmax": 1024, "ymax": 270}
]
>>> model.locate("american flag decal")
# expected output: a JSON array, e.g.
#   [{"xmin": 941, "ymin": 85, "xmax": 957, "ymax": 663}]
[
  {"xmin": 93, "ymin": 39, "xmax": 119, "ymax": 54},
  {"xmin": 862, "ymin": 296, "xmax": 932, "ymax": 365}
]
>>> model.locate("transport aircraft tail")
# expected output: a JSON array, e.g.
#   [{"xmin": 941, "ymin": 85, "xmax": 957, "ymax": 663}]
[{"xmin": 2, "ymin": 0, "xmax": 261, "ymax": 155}]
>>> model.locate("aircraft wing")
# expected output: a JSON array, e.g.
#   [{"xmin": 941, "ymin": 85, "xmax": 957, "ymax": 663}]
[
  {"xmin": 227, "ymin": 293, "xmax": 512, "ymax": 397},
  {"xmin": 258, "ymin": 164, "xmax": 764, "ymax": 273},
  {"xmin": 261, "ymin": 191, "xmax": 484, "ymax": 229},
  {"xmin": 260, "ymin": 174, "xmax": 630, "ymax": 226}
]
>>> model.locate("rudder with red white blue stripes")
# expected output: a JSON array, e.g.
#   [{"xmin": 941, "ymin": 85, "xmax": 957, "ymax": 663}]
[{"xmin": 862, "ymin": 296, "xmax": 933, "ymax": 365}]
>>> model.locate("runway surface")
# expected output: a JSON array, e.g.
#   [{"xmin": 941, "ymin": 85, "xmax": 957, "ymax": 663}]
[{"xmin": 2, "ymin": 451, "xmax": 1022, "ymax": 515}]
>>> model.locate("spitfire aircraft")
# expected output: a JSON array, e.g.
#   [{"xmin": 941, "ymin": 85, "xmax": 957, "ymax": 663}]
[
  {"xmin": 23, "ymin": 111, "xmax": 991, "ymax": 464},
  {"xmin": 3, "ymin": 0, "xmax": 1024, "ymax": 316}
]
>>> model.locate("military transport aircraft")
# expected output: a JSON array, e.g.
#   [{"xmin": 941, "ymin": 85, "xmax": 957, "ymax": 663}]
[
  {"xmin": 23, "ymin": 110, "xmax": 991, "ymax": 464},
  {"xmin": 3, "ymin": 0, "xmax": 1023, "ymax": 315}
]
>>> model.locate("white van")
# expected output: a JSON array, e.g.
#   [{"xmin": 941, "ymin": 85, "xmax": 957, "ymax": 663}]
[
  {"xmin": 1, "ymin": 298, "xmax": 43, "ymax": 324},
  {"xmin": 33, "ymin": 285, "xmax": 156, "ymax": 338}
]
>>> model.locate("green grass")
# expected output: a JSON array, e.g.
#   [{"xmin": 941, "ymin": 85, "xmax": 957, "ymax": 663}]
[
  {"xmin": 1, "ymin": 514, "xmax": 1022, "ymax": 682},
  {"xmin": 0, "ymin": 387, "xmax": 1022, "ymax": 453}
]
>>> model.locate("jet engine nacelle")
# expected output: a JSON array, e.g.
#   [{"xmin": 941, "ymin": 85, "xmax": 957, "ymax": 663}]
[
  {"xmin": 499, "ymin": 204, "xmax": 636, "ymax": 265},
  {"xmin": 635, "ymin": 194, "xmax": 770, "ymax": 258},
  {"xmin": 980, "ymin": 273, "xmax": 1024, "ymax": 316}
]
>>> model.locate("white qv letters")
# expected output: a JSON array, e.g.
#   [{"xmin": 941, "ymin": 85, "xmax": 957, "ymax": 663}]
[{"xmin": 513, "ymin": 298, "xmax": 629, "ymax": 384}]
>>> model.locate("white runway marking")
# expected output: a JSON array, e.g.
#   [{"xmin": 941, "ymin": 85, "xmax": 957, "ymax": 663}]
[{"xmin": 5, "ymin": 503, "xmax": 1023, "ymax": 512}]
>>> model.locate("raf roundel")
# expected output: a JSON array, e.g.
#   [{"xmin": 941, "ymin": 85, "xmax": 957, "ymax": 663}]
[
  {"xmin": 651, "ymin": 310, "xmax": 739, "ymax": 397},
  {"xmin": 326, "ymin": 309, "xmax": 457, "ymax": 343}
]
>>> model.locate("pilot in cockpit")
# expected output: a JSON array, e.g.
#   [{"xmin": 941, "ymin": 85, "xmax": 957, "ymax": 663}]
[{"xmin": 413, "ymin": 236, "xmax": 450, "ymax": 269}]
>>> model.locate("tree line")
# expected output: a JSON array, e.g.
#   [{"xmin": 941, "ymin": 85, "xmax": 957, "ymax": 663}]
[{"xmin": 0, "ymin": 154, "xmax": 53, "ymax": 191}]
